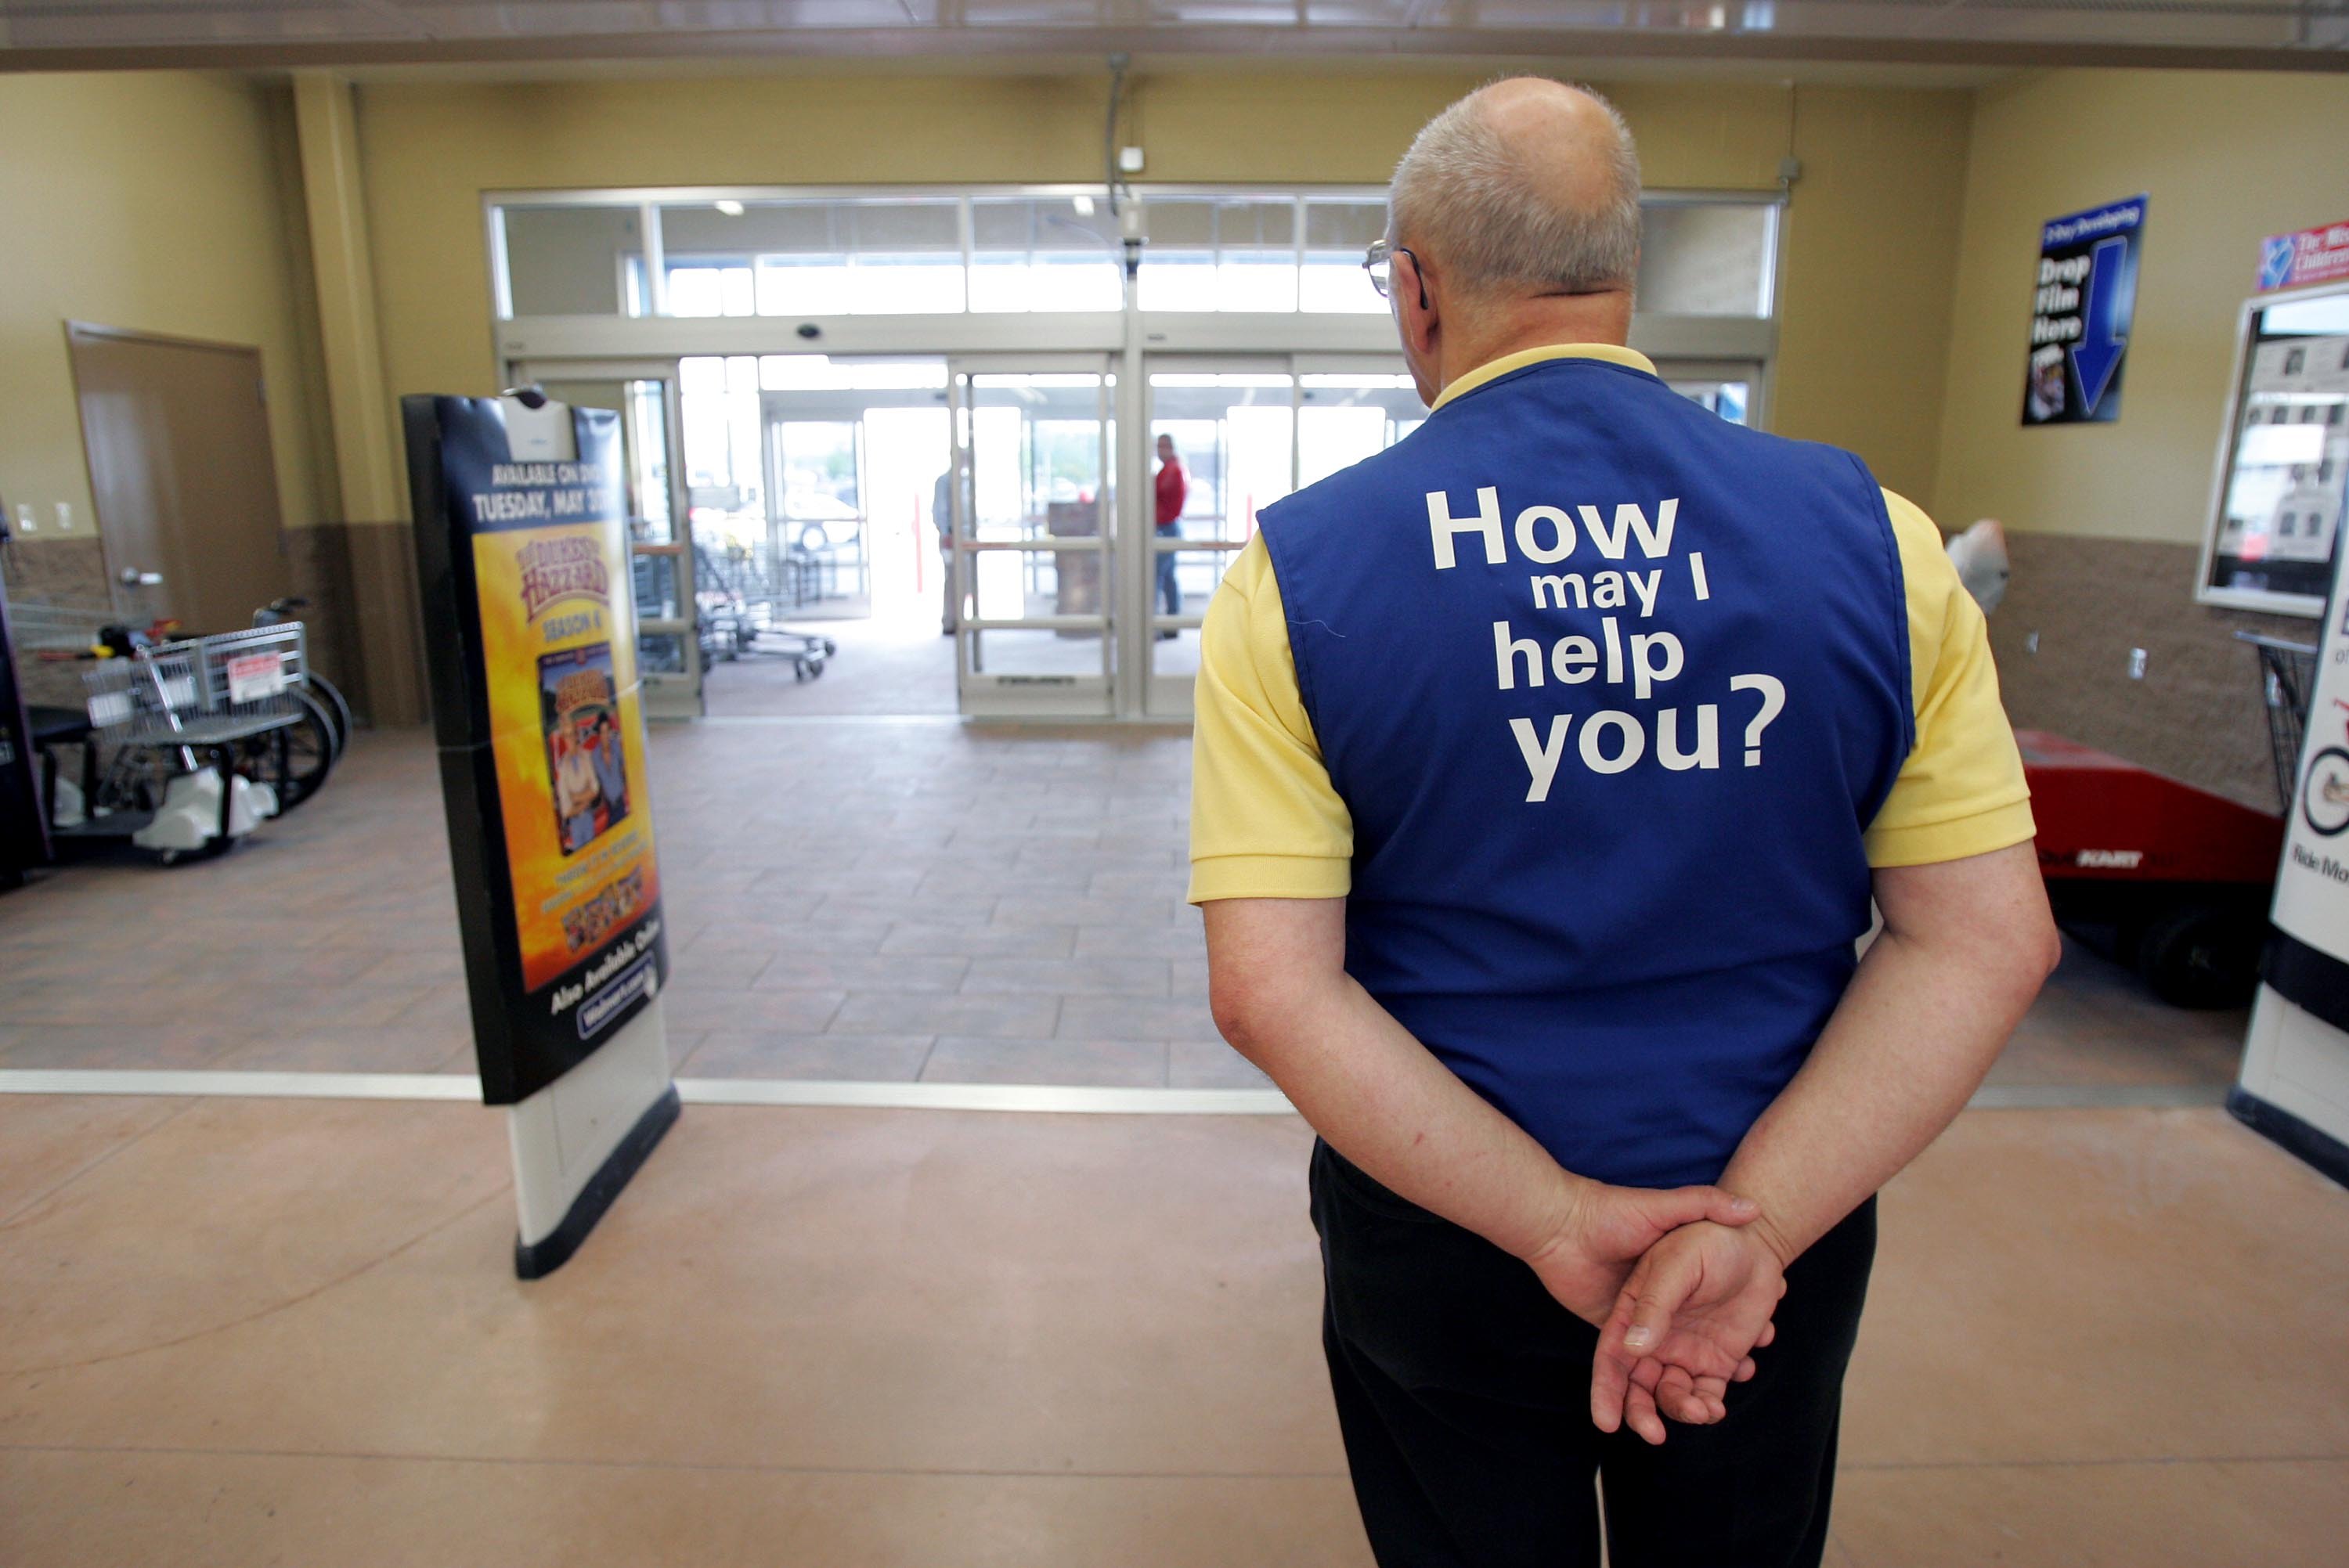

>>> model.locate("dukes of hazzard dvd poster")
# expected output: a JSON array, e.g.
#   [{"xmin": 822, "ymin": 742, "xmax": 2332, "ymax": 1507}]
[
  {"xmin": 474, "ymin": 517, "xmax": 662, "ymax": 995},
  {"xmin": 406, "ymin": 395, "xmax": 669, "ymax": 1105}
]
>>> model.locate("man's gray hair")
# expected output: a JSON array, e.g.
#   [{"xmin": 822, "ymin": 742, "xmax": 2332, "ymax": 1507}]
[{"xmin": 1388, "ymin": 83, "xmax": 1642, "ymax": 298}]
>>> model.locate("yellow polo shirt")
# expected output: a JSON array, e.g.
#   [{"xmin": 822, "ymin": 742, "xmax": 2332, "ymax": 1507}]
[{"xmin": 1188, "ymin": 344, "xmax": 2035, "ymax": 903}]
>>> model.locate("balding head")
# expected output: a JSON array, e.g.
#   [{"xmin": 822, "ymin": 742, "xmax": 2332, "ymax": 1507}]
[{"xmin": 1389, "ymin": 78, "xmax": 1641, "ymax": 302}]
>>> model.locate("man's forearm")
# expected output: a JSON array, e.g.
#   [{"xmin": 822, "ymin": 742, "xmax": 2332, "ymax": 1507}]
[
  {"xmin": 1207, "ymin": 906, "xmax": 1583, "ymax": 1262},
  {"xmin": 1722, "ymin": 845, "xmax": 2059, "ymax": 1266},
  {"xmin": 1239, "ymin": 971, "xmax": 1585, "ymax": 1260}
]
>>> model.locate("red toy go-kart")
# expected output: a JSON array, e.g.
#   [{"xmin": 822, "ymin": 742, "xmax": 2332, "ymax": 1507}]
[{"xmin": 2021, "ymin": 730, "xmax": 2283, "ymax": 1009}]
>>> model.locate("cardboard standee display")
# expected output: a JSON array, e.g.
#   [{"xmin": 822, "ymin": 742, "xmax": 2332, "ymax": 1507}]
[
  {"xmin": 405, "ymin": 392, "xmax": 678, "ymax": 1278},
  {"xmin": 2236, "ymin": 521, "xmax": 2349, "ymax": 1188}
]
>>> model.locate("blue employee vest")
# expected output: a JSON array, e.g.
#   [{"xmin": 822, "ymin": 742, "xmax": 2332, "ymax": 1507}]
[{"xmin": 1258, "ymin": 355, "xmax": 1912, "ymax": 1188}]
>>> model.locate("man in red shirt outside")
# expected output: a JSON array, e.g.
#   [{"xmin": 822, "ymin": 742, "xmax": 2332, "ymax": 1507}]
[{"xmin": 1155, "ymin": 433, "xmax": 1187, "ymax": 639}]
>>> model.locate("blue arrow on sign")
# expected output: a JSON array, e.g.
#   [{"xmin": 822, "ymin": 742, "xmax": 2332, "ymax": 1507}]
[{"xmin": 2069, "ymin": 236, "xmax": 2130, "ymax": 414}]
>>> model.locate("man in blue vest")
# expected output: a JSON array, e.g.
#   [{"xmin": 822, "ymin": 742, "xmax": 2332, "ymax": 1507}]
[{"xmin": 1191, "ymin": 78, "xmax": 2059, "ymax": 1567}]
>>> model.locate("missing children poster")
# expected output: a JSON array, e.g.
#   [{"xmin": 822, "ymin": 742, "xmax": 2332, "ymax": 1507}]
[
  {"xmin": 405, "ymin": 395, "xmax": 667, "ymax": 1105},
  {"xmin": 2022, "ymin": 194, "xmax": 2146, "ymax": 427}
]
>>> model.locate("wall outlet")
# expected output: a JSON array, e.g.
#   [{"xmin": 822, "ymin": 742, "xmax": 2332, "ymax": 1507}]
[
  {"xmin": 2025, "ymin": 630, "xmax": 2039, "ymax": 654},
  {"xmin": 53, "ymin": 501, "xmax": 73, "ymax": 532},
  {"xmin": 15, "ymin": 503, "xmax": 34, "ymax": 534},
  {"xmin": 2128, "ymin": 647, "xmax": 2148, "ymax": 679},
  {"xmin": 1118, "ymin": 145, "xmax": 1145, "ymax": 174}
]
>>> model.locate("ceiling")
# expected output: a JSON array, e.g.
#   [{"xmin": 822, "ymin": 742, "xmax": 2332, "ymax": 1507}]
[{"xmin": 2, "ymin": 1, "xmax": 2344, "ymax": 73}]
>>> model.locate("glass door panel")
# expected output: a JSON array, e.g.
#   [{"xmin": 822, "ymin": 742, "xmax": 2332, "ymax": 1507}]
[
  {"xmin": 1298, "ymin": 367, "xmax": 1426, "ymax": 483},
  {"xmin": 753, "ymin": 355, "xmax": 950, "ymax": 633},
  {"xmin": 1144, "ymin": 364, "xmax": 1295, "ymax": 713},
  {"xmin": 1145, "ymin": 355, "xmax": 1429, "ymax": 715},
  {"xmin": 951, "ymin": 362, "xmax": 1114, "ymax": 717},
  {"xmin": 1654, "ymin": 359, "xmax": 1766, "ymax": 427},
  {"xmin": 768, "ymin": 417, "xmax": 869, "ymax": 612},
  {"xmin": 537, "ymin": 373, "xmax": 702, "ymax": 719}
]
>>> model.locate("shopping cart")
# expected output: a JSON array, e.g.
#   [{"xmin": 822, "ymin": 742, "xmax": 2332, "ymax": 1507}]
[
  {"xmin": 7, "ymin": 592, "xmax": 117, "ymax": 659},
  {"xmin": 689, "ymin": 542, "xmax": 836, "ymax": 680},
  {"xmin": 70, "ymin": 627, "xmax": 309, "ymax": 863},
  {"xmin": 2238, "ymin": 630, "xmax": 2320, "ymax": 812}
]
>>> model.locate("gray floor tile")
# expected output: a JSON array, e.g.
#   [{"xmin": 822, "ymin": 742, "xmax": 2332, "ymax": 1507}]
[
  {"xmin": 917, "ymin": 865, "xmax": 1095, "ymax": 898},
  {"xmin": 1088, "ymin": 868, "xmax": 1189, "ymax": 900},
  {"xmin": 831, "ymin": 991, "xmax": 1063, "ymax": 1039},
  {"xmin": 818, "ymin": 895, "xmax": 1001, "ymax": 928},
  {"xmin": 1074, "ymin": 922, "xmax": 1209, "ymax": 960},
  {"xmin": 680, "ymin": 918, "xmax": 894, "ymax": 956},
  {"xmin": 879, "ymin": 923, "xmax": 1077, "ymax": 958},
  {"xmin": 919, "ymin": 1036, "xmax": 1170, "ymax": 1087},
  {"xmin": 752, "ymin": 954, "xmax": 969, "ymax": 993},
  {"xmin": 993, "ymin": 894, "xmax": 1184, "ymax": 928},
  {"xmin": 1056, "ymin": 996, "xmax": 1223, "ymax": 1042},
  {"xmin": 662, "ymin": 988, "xmax": 847, "ymax": 1035},
  {"xmin": 667, "ymin": 949, "xmax": 778, "ymax": 990},
  {"xmin": 0, "ymin": 733, "xmax": 2260, "ymax": 1107},
  {"xmin": 0, "ymin": 1023, "xmax": 249, "ymax": 1071},
  {"xmin": 207, "ymin": 1029, "xmax": 470, "ymax": 1075},
  {"xmin": 962, "ymin": 958, "xmax": 1170, "ymax": 998},
  {"xmin": 677, "ymin": 1032, "xmax": 933, "ymax": 1080}
]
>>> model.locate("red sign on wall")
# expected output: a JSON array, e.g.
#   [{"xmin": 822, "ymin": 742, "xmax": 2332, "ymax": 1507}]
[{"xmin": 2258, "ymin": 221, "xmax": 2349, "ymax": 292}]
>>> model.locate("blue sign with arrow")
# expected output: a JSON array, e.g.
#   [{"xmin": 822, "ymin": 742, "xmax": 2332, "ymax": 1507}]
[{"xmin": 2022, "ymin": 195, "xmax": 2147, "ymax": 427}]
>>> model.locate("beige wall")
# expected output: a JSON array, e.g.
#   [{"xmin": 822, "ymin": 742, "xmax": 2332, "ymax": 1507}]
[
  {"xmin": 1935, "ymin": 68, "xmax": 2349, "ymax": 543},
  {"xmin": 1929, "ymin": 68, "xmax": 2349, "ymax": 806},
  {"xmin": 0, "ymin": 72, "xmax": 330, "ymax": 547},
  {"xmin": 349, "ymin": 70, "xmax": 1972, "ymax": 506},
  {"xmin": 1773, "ymin": 88, "xmax": 1973, "ymax": 508}
]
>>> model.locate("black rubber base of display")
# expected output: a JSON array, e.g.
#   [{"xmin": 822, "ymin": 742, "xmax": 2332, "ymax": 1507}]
[
  {"xmin": 2228, "ymin": 1086, "xmax": 2349, "ymax": 1192},
  {"xmin": 2261, "ymin": 931, "xmax": 2349, "ymax": 1040},
  {"xmin": 514, "ymin": 1084, "xmax": 681, "ymax": 1281}
]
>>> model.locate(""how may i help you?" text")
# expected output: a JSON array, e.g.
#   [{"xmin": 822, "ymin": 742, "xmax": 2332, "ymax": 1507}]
[{"xmin": 1427, "ymin": 488, "xmax": 1785, "ymax": 802}]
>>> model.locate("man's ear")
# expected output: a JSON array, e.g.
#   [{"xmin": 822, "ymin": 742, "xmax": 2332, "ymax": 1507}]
[{"xmin": 1396, "ymin": 254, "xmax": 1440, "ymax": 366}]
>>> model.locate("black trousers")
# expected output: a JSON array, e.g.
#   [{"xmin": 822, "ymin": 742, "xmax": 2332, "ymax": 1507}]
[{"xmin": 1310, "ymin": 1140, "xmax": 1877, "ymax": 1568}]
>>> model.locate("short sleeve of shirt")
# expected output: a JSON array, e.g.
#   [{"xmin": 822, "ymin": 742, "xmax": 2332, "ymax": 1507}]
[
  {"xmin": 1187, "ymin": 535, "xmax": 1354, "ymax": 902},
  {"xmin": 1865, "ymin": 490, "xmax": 2037, "ymax": 867}
]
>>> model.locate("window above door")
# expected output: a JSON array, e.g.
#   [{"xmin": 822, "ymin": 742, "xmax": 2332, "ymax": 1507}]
[{"xmin": 489, "ymin": 186, "xmax": 1783, "ymax": 327}]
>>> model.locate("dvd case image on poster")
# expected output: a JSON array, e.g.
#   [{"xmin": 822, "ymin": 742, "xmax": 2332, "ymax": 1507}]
[{"xmin": 542, "ymin": 644, "xmax": 630, "ymax": 856}]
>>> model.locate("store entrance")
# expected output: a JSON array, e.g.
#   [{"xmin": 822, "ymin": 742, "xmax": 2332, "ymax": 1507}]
[
  {"xmin": 522, "ymin": 348, "xmax": 1759, "ymax": 722},
  {"xmin": 676, "ymin": 354, "xmax": 958, "ymax": 716}
]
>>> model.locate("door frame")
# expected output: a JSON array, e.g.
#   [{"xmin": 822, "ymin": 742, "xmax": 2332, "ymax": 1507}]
[
  {"xmin": 511, "ymin": 357, "xmax": 702, "ymax": 719},
  {"xmin": 948, "ymin": 352, "xmax": 1118, "ymax": 719}
]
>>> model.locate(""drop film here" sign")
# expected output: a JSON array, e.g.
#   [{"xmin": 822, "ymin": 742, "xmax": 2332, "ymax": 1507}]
[{"xmin": 2022, "ymin": 194, "xmax": 2147, "ymax": 427}]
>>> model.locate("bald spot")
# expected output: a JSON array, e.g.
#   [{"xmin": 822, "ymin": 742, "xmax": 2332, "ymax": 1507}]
[{"xmin": 1462, "ymin": 77, "xmax": 1630, "ymax": 232}]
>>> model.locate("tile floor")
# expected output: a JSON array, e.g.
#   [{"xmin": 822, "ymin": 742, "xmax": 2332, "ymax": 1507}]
[
  {"xmin": 702, "ymin": 614, "xmax": 958, "ymax": 718},
  {"xmin": 2, "ymin": 704, "xmax": 2341, "ymax": 1564},
  {"xmin": 0, "ymin": 720, "xmax": 2249, "ymax": 1096}
]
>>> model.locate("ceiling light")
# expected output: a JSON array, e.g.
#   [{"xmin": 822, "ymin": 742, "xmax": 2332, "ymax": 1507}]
[{"xmin": 715, "ymin": 200, "xmax": 745, "ymax": 217}]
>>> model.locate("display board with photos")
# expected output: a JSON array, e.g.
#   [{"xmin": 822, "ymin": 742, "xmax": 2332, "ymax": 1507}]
[{"xmin": 2199, "ymin": 279, "xmax": 2349, "ymax": 616}]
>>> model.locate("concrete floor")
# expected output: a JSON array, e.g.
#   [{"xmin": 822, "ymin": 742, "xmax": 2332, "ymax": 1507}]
[
  {"xmin": 2, "ymin": 708, "xmax": 2340, "ymax": 1565},
  {"xmin": 2, "ymin": 1098, "xmax": 2344, "ymax": 1566}
]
